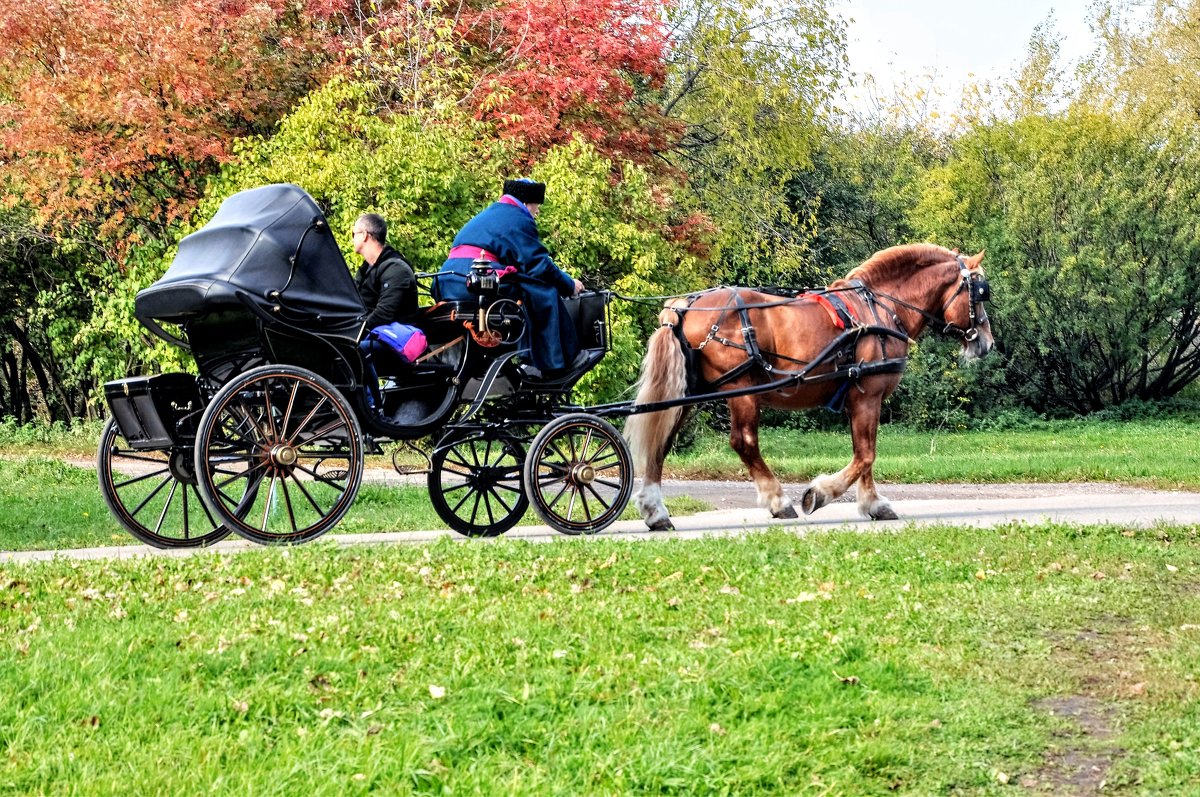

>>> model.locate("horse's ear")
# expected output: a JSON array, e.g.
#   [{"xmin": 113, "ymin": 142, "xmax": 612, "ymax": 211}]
[{"xmin": 966, "ymin": 250, "xmax": 985, "ymax": 268}]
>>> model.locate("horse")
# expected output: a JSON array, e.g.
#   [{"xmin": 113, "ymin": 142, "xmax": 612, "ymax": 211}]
[{"xmin": 623, "ymin": 243, "xmax": 994, "ymax": 530}]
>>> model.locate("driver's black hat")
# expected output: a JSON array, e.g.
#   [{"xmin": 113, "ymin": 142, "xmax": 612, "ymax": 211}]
[{"xmin": 503, "ymin": 178, "xmax": 546, "ymax": 205}]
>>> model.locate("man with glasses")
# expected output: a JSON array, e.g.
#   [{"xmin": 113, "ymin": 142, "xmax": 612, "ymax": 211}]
[{"xmin": 352, "ymin": 212, "xmax": 417, "ymax": 412}]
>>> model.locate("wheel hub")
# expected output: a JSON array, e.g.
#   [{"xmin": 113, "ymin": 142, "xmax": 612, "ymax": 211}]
[
  {"xmin": 571, "ymin": 463, "xmax": 596, "ymax": 485},
  {"xmin": 269, "ymin": 443, "xmax": 299, "ymax": 468},
  {"xmin": 167, "ymin": 450, "xmax": 197, "ymax": 484}
]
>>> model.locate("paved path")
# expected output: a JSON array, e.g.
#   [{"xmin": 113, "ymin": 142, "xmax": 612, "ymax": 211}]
[{"xmin": 4, "ymin": 480, "xmax": 1199, "ymax": 564}]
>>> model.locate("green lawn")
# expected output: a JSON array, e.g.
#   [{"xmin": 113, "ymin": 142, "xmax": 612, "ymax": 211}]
[
  {"xmin": 0, "ymin": 459, "xmax": 709, "ymax": 551},
  {"xmin": 3, "ymin": 526, "xmax": 1200, "ymax": 794},
  {"xmin": 3, "ymin": 417, "xmax": 1199, "ymax": 550},
  {"xmin": 667, "ymin": 418, "xmax": 1200, "ymax": 489}
]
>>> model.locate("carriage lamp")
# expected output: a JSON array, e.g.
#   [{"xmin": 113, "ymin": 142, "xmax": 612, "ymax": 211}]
[{"xmin": 466, "ymin": 258, "xmax": 500, "ymax": 296}]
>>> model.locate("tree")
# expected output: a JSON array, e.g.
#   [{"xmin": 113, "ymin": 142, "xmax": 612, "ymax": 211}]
[
  {"xmin": 0, "ymin": 0, "xmax": 346, "ymax": 244},
  {"xmin": 914, "ymin": 111, "xmax": 1200, "ymax": 413},
  {"xmin": 460, "ymin": 0, "xmax": 681, "ymax": 167},
  {"xmin": 656, "ymin": 0, "xmax": 849, "ymax": 284}
]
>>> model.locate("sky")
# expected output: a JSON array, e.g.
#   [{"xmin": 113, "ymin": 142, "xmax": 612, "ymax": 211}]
[{"xmin": 832, "ymin": 0, "xmax": 1104, "ymax": 108}]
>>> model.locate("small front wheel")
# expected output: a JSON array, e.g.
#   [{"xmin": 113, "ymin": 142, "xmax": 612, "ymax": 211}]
[
  {"xmin": 522, "ymin": 413, "xmax": 633, "ymax": 535},
  {"xmin": 428, "ymin": 430, "xmax": 528, "ymax": 537}
]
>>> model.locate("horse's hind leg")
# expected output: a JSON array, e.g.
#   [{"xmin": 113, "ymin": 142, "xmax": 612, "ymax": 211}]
[{"xmin": 728, "ymin": 397, "xmax": 796, "ymax": 519}]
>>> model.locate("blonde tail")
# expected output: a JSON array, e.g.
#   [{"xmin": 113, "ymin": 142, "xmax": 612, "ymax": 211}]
[{"xmin": 625, "ymin": 301, "xmax": 689, "ymax": 478}]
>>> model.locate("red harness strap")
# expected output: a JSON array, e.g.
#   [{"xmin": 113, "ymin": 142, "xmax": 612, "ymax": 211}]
[{"xmin": 801, "ymin": 292, "xmax": 855, "ymax": 330}]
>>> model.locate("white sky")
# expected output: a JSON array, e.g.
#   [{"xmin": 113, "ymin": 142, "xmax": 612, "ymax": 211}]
[{"xmin": 833, "ymin": 0, "xmax": 1105, "ymax": 107}]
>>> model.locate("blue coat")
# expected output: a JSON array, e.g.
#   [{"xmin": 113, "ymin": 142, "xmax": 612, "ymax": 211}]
[{"xmin": 435, "ymin": 198, "xmax": 578, "ymax": 371}]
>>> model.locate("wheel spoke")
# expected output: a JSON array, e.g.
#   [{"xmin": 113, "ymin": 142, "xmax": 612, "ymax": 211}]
[
  {"xmin": 113, "ymin": 466, "xmax": 172, "ymax": 490},
  {"xmin": 279, "ymin": 475, "xmax": 299, "ymax": 535},
  {"xmin": 109, "ymin": 450, "xmax": 172, "ymax": 466},
  {"xmin": 294, "ymin": 417, "xmax": 348, "ymax": 446},
  {"xmin": 487, "ymin": 486, "xmax": 514, "ymax": 514},
  {"xmin": 440, "ymin": 463, "xmax": 474, "ymax": 479},
  {"xmin": 154, "ymin": 479, "xmax": 180, "ymax": 536},
  {"xmin": 469, "ymin": 491, "xmax": 484, "ymax": 526},
  {"xmin": 192, "ymin": 484, "xmax": 219, "ymax": 528},
  {"xmin": 583, "ymin": 482, "xmax": 612, "ymax": 512},
  {"xmin": 128, "ymin": 474, "xmax": 172, "ymax": 518},
  {"xmin": 450, "ymin": 486, "xmax": 475, "ymax": 515},
  {"xmin": 216, "ymin": 458, "xmax": 269, "ymax": 491},
  {"xmin": 262, "ymin": 379, "xmax": 279, "ymax": 441},
  {"xmin": 260, "ymin": 475, "xmax": 278, "ymax": 532},
  {"xmin": 280, "ymin": 381, "xmax": 301, "ymax": 440},
  {"xmin": 181, "ymin": 483, "xmax": 191, "ymax": 539},
  {"xmin": 289, "ymin": 474, "xmax": 327, "ymax": 515},
  {"xmin": 292, "ymin": 462, "xmax": 350, "ymax": 493},
  {"xmin": 585, "ymin": 438, "xmax": 614, "ymax": 465},
  {"xmin": 284, "ymin": 394, "xmax": 329, "ymax": 446},
  {"xmin": 543, "ymin": 478, "xmax": 570, "ymax": 510}
]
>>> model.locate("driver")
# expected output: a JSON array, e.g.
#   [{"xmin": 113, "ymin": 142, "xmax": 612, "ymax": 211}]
[{"xmin": 434, "ymin": 179, "xmax": 586, "ymax": 377}]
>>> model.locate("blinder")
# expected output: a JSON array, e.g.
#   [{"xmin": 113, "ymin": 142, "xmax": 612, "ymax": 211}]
[
  {"xmin": 970, "ymin": 277, "xmax": 990, "ymax": 304},
  {"xmin": 939, "ymin": 255, "xmax": 991, "ymax": 341}
]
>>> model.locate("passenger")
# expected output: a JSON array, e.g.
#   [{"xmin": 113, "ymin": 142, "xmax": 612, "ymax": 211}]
[
  {"xmin": 435, "ymin": 178, "xmax": 586, "ymax": 376},
  {"xmin": 351, "ymin": 212, "xmax": 417, "ymax": 411}
]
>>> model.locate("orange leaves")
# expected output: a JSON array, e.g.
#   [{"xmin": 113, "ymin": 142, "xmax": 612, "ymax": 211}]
[
  {"xmin": 0, "ymin": 0, "xmax": 351, "ymax": 241},
  {"xmin": 459, "ymin": 0, "xmax": 680, "ymax": 167}
]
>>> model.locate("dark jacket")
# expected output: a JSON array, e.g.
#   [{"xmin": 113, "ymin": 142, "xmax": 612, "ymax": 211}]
[
  {"xmin": 356, "ymin": 245, "xmax": 417, "ymax": 329},
  {"xmin": 434, "ymin": 199, "xmax": 578, "ymax": 371}
]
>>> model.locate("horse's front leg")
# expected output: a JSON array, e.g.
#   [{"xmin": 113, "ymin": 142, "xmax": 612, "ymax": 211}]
[
  {"xmin": 801, "ymin": 392, "xmax": 897, "ymax": 520},
  {"xmin": 728, "ymin": 396, "xmax": 797, "ymax": 519}
]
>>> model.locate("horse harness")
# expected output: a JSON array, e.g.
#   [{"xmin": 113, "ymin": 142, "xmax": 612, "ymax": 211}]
[{"xmin": 661, "ymin": 284, "xmax": 911, "ymax": 409}]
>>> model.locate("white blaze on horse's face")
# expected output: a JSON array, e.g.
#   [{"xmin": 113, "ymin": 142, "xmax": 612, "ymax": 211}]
[{"xmin": 948, "ymin": 250, "xmax": 994, "ymax": 361}]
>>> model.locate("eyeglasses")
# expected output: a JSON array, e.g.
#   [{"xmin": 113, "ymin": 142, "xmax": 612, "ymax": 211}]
[{"xmin": 352, "ymin": 229, "xmax": 368, "ymax": 239}]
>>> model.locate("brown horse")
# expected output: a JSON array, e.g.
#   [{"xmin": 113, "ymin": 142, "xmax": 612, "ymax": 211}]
[{"xmin": 624, "ymin": 244, "xmax": 994, "ymax": 530}]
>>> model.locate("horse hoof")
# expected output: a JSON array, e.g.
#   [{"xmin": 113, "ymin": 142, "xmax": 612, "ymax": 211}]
[
  {"xmin": 800, "ymin": 486, "xmax": 825, "ymax": 515},
  {"xmin": 871, "ymin": 505, "xmax": 899, "ymax": 521},
  {"xmin": 648, "ymin": 519, "xmax": 675, "ymax": 531},
  {"xmin": 773, "ymin": 504, "xmax": 798, "ymax": 519}
]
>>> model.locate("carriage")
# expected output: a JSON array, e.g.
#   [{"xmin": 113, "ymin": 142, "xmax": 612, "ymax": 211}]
[{"xmin": 98, "ymin": 184, "xmax": 634, "ymax": 548}]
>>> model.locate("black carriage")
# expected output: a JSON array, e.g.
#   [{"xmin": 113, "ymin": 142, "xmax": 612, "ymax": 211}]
[{"xmin": 98, "ymin": 184, "xmax": 633, "ymax": 547}]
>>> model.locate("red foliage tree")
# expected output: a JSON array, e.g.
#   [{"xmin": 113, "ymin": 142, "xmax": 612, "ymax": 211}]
[
  {"xmin": 460, "ymin": 0, "xmax": 682, "ymax": 167},
  {"xmin": 0, "ymin": 0, "xmax": 348, "ymax": 243}
]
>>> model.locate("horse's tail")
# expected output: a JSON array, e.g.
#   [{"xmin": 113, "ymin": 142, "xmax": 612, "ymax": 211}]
[{"xmin": 625, "ymin": 300, "xmax": 690, "ymax": 478}]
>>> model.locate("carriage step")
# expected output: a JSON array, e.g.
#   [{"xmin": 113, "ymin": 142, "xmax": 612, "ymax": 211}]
[{"xmin": 392, "ymin": 441, "xmax": 432, "ymax": 477}]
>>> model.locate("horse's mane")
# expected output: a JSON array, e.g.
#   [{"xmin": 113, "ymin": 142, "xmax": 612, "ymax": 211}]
[{"xmin": 839, "ymin": 244, "xmax": 962, "ymax": 287}]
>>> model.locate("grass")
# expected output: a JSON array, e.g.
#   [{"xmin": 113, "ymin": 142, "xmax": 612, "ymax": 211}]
[
  {"xmin": 3, "ymin": 526, "xmax": 1200, "ymax": 794},
  {"xmin": 8, "ymin": 416, "xmax": 1200, "ymax": 489},
  {"xmin": 667, "ymin": 417, "xmax": 1200, "ymax": 489},
  {"xmin": 0, "ymin": 459, "xmax": 711, "ymax": 551}
]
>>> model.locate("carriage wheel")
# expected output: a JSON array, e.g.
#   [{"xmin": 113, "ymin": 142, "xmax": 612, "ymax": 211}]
[
  {"xmin": 522, "ymin": 413, "xmax": 633, "ymax": 535},
  {"xmin": 428, "ymin": 430, "xmax": 528, "ymax": 537},
  {"xmin": 193, "ymin": 365, "xmax": 363, "ymax": 545},
  {"xmin": 97, "ymin": 417, "xmax": 233, "ymax": 548}
]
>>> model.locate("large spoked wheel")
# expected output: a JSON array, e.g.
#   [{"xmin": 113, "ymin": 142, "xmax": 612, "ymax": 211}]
[
  {"xmin": 193, "ymin": 365, "xmax": 364, "ymax": 545},
  {"xmin": 428, "ymin": 430, "xmax": 528, "ymax": 537},
  {"xmin": 97, "ymin": 417, "xmax": 233, "ymax": 548},
  {"xmin": 522, "ymin": 413, "xmax": 633, "ymax": 535}
]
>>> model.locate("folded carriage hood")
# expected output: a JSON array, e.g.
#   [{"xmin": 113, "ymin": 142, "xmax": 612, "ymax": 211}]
[{"xmin": 135, "ymin": 184, "xmax": 367, "ymax": 334}]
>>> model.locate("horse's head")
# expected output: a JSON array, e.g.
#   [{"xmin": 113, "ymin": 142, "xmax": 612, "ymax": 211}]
[
  {"xmin": 845, "ymin": 244, "xmax": 995, "ymax": 360},
  {"xmin": 938, "ymin": 250, "xmax": 994, "ymax": 361}
]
